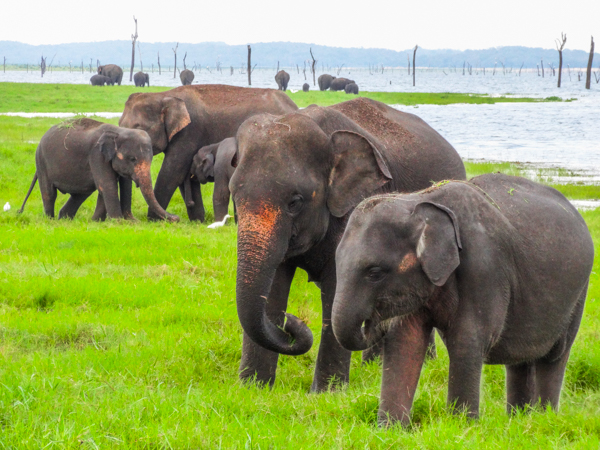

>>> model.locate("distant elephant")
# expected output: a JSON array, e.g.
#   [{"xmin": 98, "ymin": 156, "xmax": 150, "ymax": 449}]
[
  {"xmin": 275, "ymin": 70, "xmax": 290, "ymax": 91},
  {"xmin": 18, "ymin": 118, "xmax": 178, "ymax": 222},
  {"xmin": 190, "ymin": 137, "xmax": 237, "ymax": 222},
  {"xmin": 318, "ymin": 74, "xmax": 336, "ymax": 91},
  {"xmin": 90, "ymin": 74, "xmax": 111, "ymax": 86},
  {"xmin": 229, "ymin": 97, "xmax": 466, "ymax": 392},
  {"xmin": 97, "ymin": 64, "xmax": 123, "ymax": 86},
  {"xmin": 330, "ymin": 77, "xmax": 355, "ymax": 91},
  {"xmin": 302, "ymin": 83, "xmax": 310, "ymax": 92},
  {"xmin": 180, "ymin": 69, "xmax": 194, "ymax": 86},
  {"xmin": 344, "ymin": 82, "xmax": 359, "ymax": 94},
  {"xmin": 118, "ymin": 85, "xmax": 298, "ymax": 222},
  {"xmin": 333, "ymin": 174, "xmax": 593, "ymax": 426},
  {"xmin": 134, "ymin": 71, "xmax": 150, "ymax": 87}
]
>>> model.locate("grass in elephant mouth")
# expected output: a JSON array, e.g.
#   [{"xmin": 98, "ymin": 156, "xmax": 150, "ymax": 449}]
[{"xmin": 0, "ymin": 116, "xmax": 599, "ymax": 447}]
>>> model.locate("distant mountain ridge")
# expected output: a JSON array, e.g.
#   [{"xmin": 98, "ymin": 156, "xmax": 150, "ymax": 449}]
[{"xmin": 0, "ymin": 40, "xmax": 595, "ymax": 69}]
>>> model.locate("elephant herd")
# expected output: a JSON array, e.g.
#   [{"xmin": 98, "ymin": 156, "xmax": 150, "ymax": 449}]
[
  {"xmin": 274, "ymin": 70, "xmax": 359, "ymax": 94},
  {"xmin": 89, "ymin": 64, "xmax": 194, "ymax": 87},
  {"xmin": 17, "ymin": 84, "xmax": 594, "ymax": 428}
]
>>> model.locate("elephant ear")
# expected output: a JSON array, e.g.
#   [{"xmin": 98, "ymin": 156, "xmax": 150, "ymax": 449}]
[
  {"xmin": 413, "ymin": 202, "xmax": 462, "ymax": 287},
  {"xmin": 161, "ymin": 97, "xmax": 191, "ymax": 142},
  {"xmin": 97, "ymin": 131, "xmax": 119, "ymax": 162},
  {"xmin": 327, "ymin": 130, "xmax": 392, "ymax": 218},
  {"xmin": 202, "ymin": 153, "xmax": 216, "ymax": 179}
]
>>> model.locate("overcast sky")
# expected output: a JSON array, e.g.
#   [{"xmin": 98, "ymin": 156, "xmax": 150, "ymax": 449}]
[{"xmin": 3, "ymin": 0, "xmax": 598, "ymax": 52}]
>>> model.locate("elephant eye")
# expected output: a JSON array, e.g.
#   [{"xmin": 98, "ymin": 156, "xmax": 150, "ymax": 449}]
[
  {"xmin": 129, "ymin": 156, "xmax": 137, "ymax": 162},
  {"xmin": 366, "ymin": 266, "xmax": 387, "ymax": 283},
  {"xmin": 288, "ymin": 194, "xmax": 304, "ymax": 215}
]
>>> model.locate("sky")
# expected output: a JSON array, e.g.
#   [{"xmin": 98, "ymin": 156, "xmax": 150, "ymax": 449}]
[{"xmin": 3, "ymin": 0, "xmax": 599, "ymax": 52}]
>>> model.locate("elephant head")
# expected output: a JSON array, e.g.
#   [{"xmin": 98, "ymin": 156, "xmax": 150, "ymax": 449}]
[
  {"xmin": 119, "ymin": 94, "xmax": 191, "ymax": 155},
  {"xmin": 96, "ymin": 128, "xmax": 179, "ymax": 222},
  {"xmin": 332, "ymin": 198, "xmax": 461, "ymax": 351},
  {"xmin": 97, "ymin": 65, "xmax": 104, "ymax": 75},
  {"xmin": 230, "ymin": 112, "xmax": 392, "ymax": 355},
  {"xmin": 190, "ymin": 143, "xmax": 218, "ymax": 184}
]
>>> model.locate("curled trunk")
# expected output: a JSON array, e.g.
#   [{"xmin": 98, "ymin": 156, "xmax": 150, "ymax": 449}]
[{"xmin": 136, "ymin": 165, "xmax": 180, "ymax": 222}]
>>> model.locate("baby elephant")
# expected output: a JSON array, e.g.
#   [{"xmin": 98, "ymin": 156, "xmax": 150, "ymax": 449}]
[
  {"xmin": 134, "ymin": 71, "xmax": 149, "ymax": 87},
  {"xmin": 344, "ymin": 82, "xmax": 359, "ymax": 94},
  {"xmin": 90, "ymin": 74, "xmax": 111, "ymax": 86},
  {"xmin": 333, "ymin": 174, "xmax": 593, "ymax": 426},
  {"xmin": 190, "ymin": 137, "xmax": 237, "ymax": 222},
  {"xmin": 302, "ymin": 83, "xmax": 310, "ymax": 92},
  {"xmin": 19, "ymin": 118, "xmax": 179, "ymax": 222}
]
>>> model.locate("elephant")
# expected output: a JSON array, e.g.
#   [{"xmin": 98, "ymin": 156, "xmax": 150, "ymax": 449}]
[
  {"xmin": 118, "ymin": 84, "xmax": 298, "ymax": 222},
  {"xmin": 302, "ymin": 83, "xmax": 310, "ymax": 92},
  {"xmin": 275, "ymin": 70, "xmax": 290, "ymax": 91},
  {"xmin": 344, "ymin": 82, "xmax": 359, "ymax": 94},
  {"xmin": 330, "ymin": 77, "xmax": 355, "ymax": 91},
  {"xmin": 332, "ymin": 174, "xmax": 593, "ymax": 426},
  {"xmin": 229, "ymin": 97, "xmax": 466, "ymax": 392},
  {"xmin": 180, "ymin": 69, "xmax": 194, "ymax": 86},
  {"xmin": 90, "ymin": 74, "xmax": 111, "ymax": 86},
  {"xmin": 134, "ymin": 71, "xmax": 150, "ymax": 87},
  {"xmin": 97, "ymin": 64, "xmax": 123, "ymax": 85},
  {"xmin": 318, "ymin": 74, "xmax": 336, "ymax": 91},
  {"xmin": 190, "ymin": 137, "xmax": 237, "ymax": 222},
  {"xmin": 18, "ymin": 118, "xmax": 179, "ymax": 222}
]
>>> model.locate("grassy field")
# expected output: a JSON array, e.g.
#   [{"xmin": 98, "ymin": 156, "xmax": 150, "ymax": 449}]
[
  {"xmin": 1, "ymin": 112, "xmax": 599, "ymax": 447},
  {"xmin": 0, "ymin": 82, "xmax": 566, "ymax": 113}
]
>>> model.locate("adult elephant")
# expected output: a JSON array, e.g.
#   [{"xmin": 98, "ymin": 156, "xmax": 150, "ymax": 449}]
[
  {"xmin": 230, "ymin": 97, "xmax": 466, "ymax": 392},
  {"xmin": 118, "ymin": 84, "xmax": 298, "ymax": 221},
  {"xmin": 275, "ymin": 70, "xmax": 290, "ymax": 91},
  {"xmin": 90, "ymin": 74, "xmax": 111, "ymax": 86},
  {"xmin": 134, "ymin": 71, "xmax": 149, "ymax": 87},
  {"xmin": 180, "ymin": 69, "xmax": 194, "ymax": 86},
  {"xmin": 330, "ymin": 77, "xmax": 355, "ymax": 91},
  {"xmin": 318, "ymin": 74, "xmax": 335, "ymax": 91},
  {"xmin": 97, "ymin": 64, "xmax": 123, "ymax": 85}
]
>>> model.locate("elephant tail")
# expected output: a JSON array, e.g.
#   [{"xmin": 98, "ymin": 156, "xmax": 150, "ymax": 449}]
[{"xmin": 18, "ymin": 173, "xmax": 38, "ymax": 214}]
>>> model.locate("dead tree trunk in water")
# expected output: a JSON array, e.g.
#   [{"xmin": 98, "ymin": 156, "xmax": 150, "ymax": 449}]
[
  {"xmin": 138, "ymin": 42, "xmax": 143, "ymax": 72},
  {"xmin": 586, "ymin": 36, "xmax": 595, "ymax": 89},
  {"xmin": 407, "ymin": 54, "xmax": 410, "ymax": 75},
  {"xmin": 541, "ymin": 59, "xmax": 544, "ymax": 77},
  {"xmin": 157, "ymin": 52, "xmax": 161, "ymax": 75},
  {"xmin": 555, "ymin": 33, "xmax": 567, "ymax": 87},
  {"xmin": 247, "ymin": 45, "xmax": 251, "ymax": 86},
  {"xmin": 310, "ymin": 48, "xmax": 317, "ymax": 86},
  {"xmin": 3, "ymin": 57, "xmax": 5, "ymax": 73},
  {"xmin": 412, "ymin": 45, "xmax": 418, "ymax": 86},
  {"xmin": 172, "ymin": 43, "xmax": 178, "ymax": 79},
  {"xmin": 129, "ymin": 16, "xmax": 138, "ymax": 82},
  {"xmin": 183, "ymin": 52, "xmax": 187, "ymax": 70},
  {"xmin": 40, "ymin": 56, "xmax": 46, "ymax": 77}
]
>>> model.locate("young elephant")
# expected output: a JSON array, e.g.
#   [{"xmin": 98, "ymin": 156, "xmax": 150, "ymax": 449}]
[
  {"xmin": 190, "ymin": 137, "xmax": 237, "ymax": 222},
  {"xmin": 333, "ymin": 174, "xmax": 593, "ymax": 426},
  {"xmin": 90, "ymin": 74, "xmax": 111, "ymax": 86},
  {"xmin": 134, "ymin": 71, "xmax": 149, "ymax": 87},
  {"xmin": 19, "ymin": 118, "xmax": 179, "ymax": 222},
  {"xmin": 344, "ymin": 82, "xmax": 359, "ymax": 94}
]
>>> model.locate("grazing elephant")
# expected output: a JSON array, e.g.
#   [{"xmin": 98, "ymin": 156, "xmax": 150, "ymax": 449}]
[
  {"xmin": 90, "ymin": 74, "xmax": 111, "ymax": 86},
  {"xmin": 230, "ymin": 97, "xmax": 466, "ymax": 392},
  {"xmin": 190, "ymin": 137, "xmax": 237, "ymax": 222},
  {"xmin": 333, "ymin": 174, "xmax": 593, "ymax": 426},
  {"xmin": 118, "ymin": 84, "xmax": 298, "ymax": 222},
  {"xmin": 180, "ymin": 69, "xmax": 194, "ymax": 86},
  {"xmin": 134, "ymin": 71, "xmax": 150, "ymax": 87},
  {"xmin": 275, "ymin": 70, "xmax": 290, "ymax": 91},
  {"xmin": 302, "ymin": 83, "xmax": 310, "ymax": 92},
  {"xmin": 318, "ymin": 74, "xmax": 336, "ymax": 91},
  {"xmin": 97, "ymin": 64, "xmax": 123, "ymax": 86},
  {"xmin": 330, "ymin": 77, "xmax": 355, "ymax": 91},
  {"xmin": 18, "ymin": 118, "xmax": 179, "ymax": 222},
  {"xmin": 344, "ymin": 82, "xmax": 359, "ymax": 94}
]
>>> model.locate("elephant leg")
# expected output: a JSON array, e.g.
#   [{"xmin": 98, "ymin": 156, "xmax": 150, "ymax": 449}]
[
  {"xmin": 92, "ymin": 193, "xmax": 107, "ymax": 222},
  {"xmin": 311, "ymin": 267, "xmax": 352, "ymax": 393},
  {"xmin": 239, "ymin": 263, "xmax": 296, "ymax": 387},
  {"xmin": 119, "ymin": 176, "xmax": 135, "ymax": 220},
  {"xmin": 446, "ymin": 344, "xmax": 484, "ymax": 419},
  {"xmin": 213, "ymin": 181, "xmax": 231, "ymax": 223},
  {"xmin": 506, "ymin": 363, "xmax": 538, "ymax": 413},
  {"xmin": 97, "ymin": 180, "xmax": 123, "ymax": 219},
  {"xmin": 362, "ymin": 339, "xmax": 384, "ymax": 364},
  {"xmin": 39, "ymin": 175, "xmax": 57, "ymax": 218},
  {"xmin": 58, "ymin": 192, "xmax": 93, "ymax": 219},
  {"xmin": 187, "ymin": 178, "xmax": 205, "ymax": 222}
]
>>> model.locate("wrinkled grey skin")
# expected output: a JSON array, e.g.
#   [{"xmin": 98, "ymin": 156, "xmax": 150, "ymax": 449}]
[
  {"xmin": 230, "ymin": 97, "xmax": 466, "ymax": 393},
  {"xmin": 333, "ymin": 174, "xmax": 593, "ymax": 426},
  {"xmin": 180, "ymin": 69, "xmax": 194, "ymax": 86},
  {"xmin": 134, "ymin": 72, "xmax": 150, "ymax": 87},
  {"xmin": 330, "ymin": 77, "xmax": 355, "ymax": 91},
  {"xmin": 302, "ymin": 83, "xmax": 310, "ymax": 92},
  {"xmin": 97, "ymin": 64, "xmax": 123, "ymax": 85},
  {"xmin": 344, "ymin": 82, "xmax": 359, "ymax": 94},
  {"xmin": 190, "ymin": 137, "xmax": 237, "ymax": 222},
  {"xmin": 90, "ymin": 74, "xmax": 111, "ymax": 86},
  {"xmin": 18, "ymin": 118, "xmax": 178, "ymax": 222},
  {"xmin": 318, "ymin": 74, "xmax": 336, "ymax": 91},
  {"xmin": 275, "ymin": 70, "xmax": 290, "ymax": 91}
]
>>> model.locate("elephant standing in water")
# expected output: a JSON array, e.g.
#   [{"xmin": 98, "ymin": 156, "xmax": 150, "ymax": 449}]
[
  {"xmin": 118, "ymin": 84, "xmax": 298, "ymax": 221},
  {"xmin": 134, "ymin": 72, "xmax": 149, "ymax": 87},
  {"xmin": 97, "ymin": 64, "xmax": 123, "ymax": 85},
  {"xmin": 230, "ymin": 97, "xmax": 466, "ymax": 392},
  {"xmin": 333, "ymin": 175, "xmax": 593, "ymax": 425},
  {"xmin": 275, "ymin": 70, "xmax": 290, "ymax": 91},
  {"xmin": 180, "ymin": 69, "xmax": 194, "ymax": 85},
  {"xmin": 18, "ymin": 119, "xmax": 178, "ymax": 222},
  {"xmin": 318, "ymin": 74, "xmax": 335, "ymax": 91}
]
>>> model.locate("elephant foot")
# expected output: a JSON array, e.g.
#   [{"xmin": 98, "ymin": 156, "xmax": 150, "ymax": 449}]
[{"xmin": 310, "ymin": 375, "xmax": 348, "ymax": 393}]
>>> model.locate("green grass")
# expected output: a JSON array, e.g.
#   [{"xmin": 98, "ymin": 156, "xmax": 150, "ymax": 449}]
[
  {"xmin": 0, "ymin": 82, "xmax": 566, "ymax": 113},
  {"xmin": 1, "ymin": 116, "xmax": 599, "ymax": 447}
]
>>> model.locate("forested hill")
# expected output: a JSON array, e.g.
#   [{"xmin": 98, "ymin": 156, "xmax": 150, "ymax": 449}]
[{"xmin": 0, "ymin": 40, "xmax": 595, "ymax": 69}]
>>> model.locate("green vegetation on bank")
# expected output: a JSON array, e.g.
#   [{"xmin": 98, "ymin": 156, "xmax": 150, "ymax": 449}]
[{"xmin": 0, "ymin": 82, "xmax": 566, "ymax": 113}]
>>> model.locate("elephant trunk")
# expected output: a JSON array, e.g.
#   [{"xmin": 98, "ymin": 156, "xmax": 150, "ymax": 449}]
[
  {"xmin": 332, "ymin": 291, "xmax": 375, "ymax": 352},
  {"xmin": 235, "ymin": 203, "xmax": 313, "ymax": 355},
  {"xmin": 135, "ymin": 162, "xmax": 180, "ymax": 222}
]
